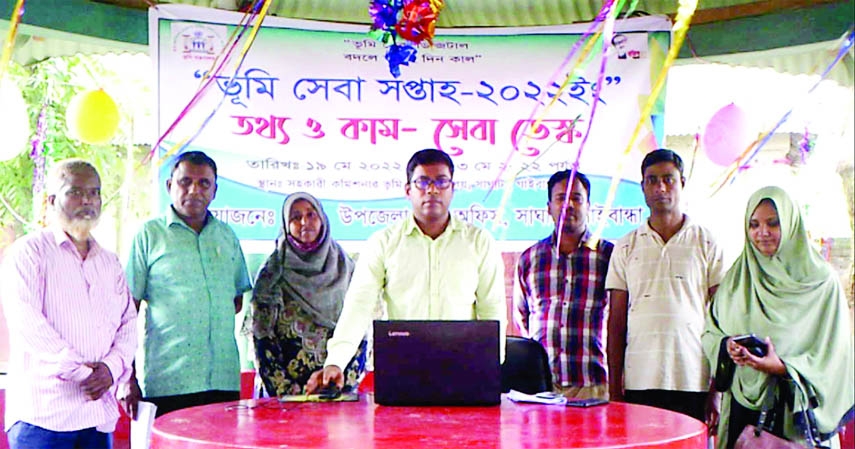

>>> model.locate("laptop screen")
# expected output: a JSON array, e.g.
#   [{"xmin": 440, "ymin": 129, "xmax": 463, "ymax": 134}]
[{"xmin": 373, "ymin": 320, "xmax": 501, "ymax": 406}]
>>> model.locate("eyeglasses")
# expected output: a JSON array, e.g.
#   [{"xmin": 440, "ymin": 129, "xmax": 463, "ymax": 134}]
[{"xmin": 411, "ymin": 177, "xmax": 453, "ymax": 191}]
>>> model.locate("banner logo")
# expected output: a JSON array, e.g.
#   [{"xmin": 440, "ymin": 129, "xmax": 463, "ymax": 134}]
[{"xmin": 171, "ymin": 23, "xmax": 226, "ymax": 61}]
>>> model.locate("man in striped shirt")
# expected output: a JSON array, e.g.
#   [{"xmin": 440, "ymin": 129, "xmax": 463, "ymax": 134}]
[
  {"xmin": 514, "ymin": 170, "xmax": 613, "ymax": 400},
  {"xmin": 0, "ymin": 160, "xmax": 137, "ymax": 449},
  {"xmin": 606, "ymin": 149, "xmax": 724, "ymax": 427}
]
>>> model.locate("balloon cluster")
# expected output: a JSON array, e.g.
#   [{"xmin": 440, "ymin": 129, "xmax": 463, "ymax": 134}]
[{"xmin": 368, "ymin": 0, "xmax": 445, "ymax": 77}]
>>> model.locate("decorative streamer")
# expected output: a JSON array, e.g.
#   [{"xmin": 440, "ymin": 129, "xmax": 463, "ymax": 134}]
[
  {"xmin": 131, "ymin": 0, "xmax": 270, "ymax": 231},
  {"xmin": 489, "ymin": 0, "xmax": 627, "ymax": 238},
  {"xmin": 159, "ymin": 0, "xmax": 274, "ymax": 164},
  {"xmin": 708, "ymin": 28, "xmax": 853, "ymax": 193},
  {"xmin": 529, "ymin": 26, "xmax": 604, "ymax": 138},
  {"xmin": 685, "ymin": 132, "xmax": 700, "ymax": 181},
  {"xmin": 797, "ymin": 127, "xmax": 813, "ymax": 165},
  {"xmin": 485, "ymin": 1, "xmax": 615, "ymax": 233},
  {"xmin": 554, "ymin": 1, "xmax": 618, "ymax": 252},
  {"xmin": 735, "ymin": 29, "xmax": 853, "ymax": 170},
  {"xmin": 497, "ymin": 9, "xmax": 608, "ymax": 180},
  {"xmin": 588, "ymin": 0, "xmax": 698, "ymax": 247},
  {"xmin": 492, "ymin": 0, "xmax": 632, "ymax": 190},
  {"xmin": 30, "ymin": 105, "xmax": 47, "ymax": 227},
  {"xmin": 508, "ymin": 0, "xmax": 632, "ymax": 173},
  {"xmin": 144, "ymin": 27, "xmax": 244, "ymax": 163},
  {"xmin": 145, "ymin": 0, "xmax": 267, "ymax": 165},
  {"xmin": 0, "ymin": 0, "xmax": 26, "ymax": 85},
  {"xmin": 707, "ymin": 137, "xmax": 760, "ymax": 197}
]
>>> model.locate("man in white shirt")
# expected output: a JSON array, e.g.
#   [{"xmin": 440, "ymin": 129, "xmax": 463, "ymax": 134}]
[
  {"xmin": 306, "ymin": 149, "xmax": 506, "ymax": 392},
  {"xmin": 606, "ymin": 149, "xmax": 725, "ymax": 427}
]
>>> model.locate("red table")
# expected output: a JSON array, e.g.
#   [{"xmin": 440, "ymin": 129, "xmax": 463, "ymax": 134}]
[{"xmin": 151, "ymin": 394, "xmax": 708, "ymax": 449}]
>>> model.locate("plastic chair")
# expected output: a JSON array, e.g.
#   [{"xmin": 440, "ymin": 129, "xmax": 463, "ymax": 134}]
[{"xmin": 501, "ymin": 336, "xmax": 552, "ymax": 394}]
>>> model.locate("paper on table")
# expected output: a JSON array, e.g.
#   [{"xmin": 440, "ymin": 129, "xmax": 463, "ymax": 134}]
[
  {"xmin": 278, "ymin": 392, "xmax": 360, "ymax": 403},
  {"xmin": 506, "ymin": 390, "xmax": 568, "ymax": 405},
  {"xmin": 131, "ymin": 401, "xmax": 157, "ymax": 449}
]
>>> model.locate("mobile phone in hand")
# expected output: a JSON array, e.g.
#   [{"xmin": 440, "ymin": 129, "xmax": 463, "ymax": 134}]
[{"xmin": 732, "ymin": 334, "xmax": 768, "ymax": 357}]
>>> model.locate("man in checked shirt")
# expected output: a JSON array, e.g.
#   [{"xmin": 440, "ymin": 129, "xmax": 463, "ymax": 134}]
[{"xmin": 514, "ymin": 170, "xmax": 613, "ymax": 400}]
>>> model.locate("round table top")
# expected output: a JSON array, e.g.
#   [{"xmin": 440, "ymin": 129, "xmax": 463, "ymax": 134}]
[{"xmin": 151, "ymin": 395, "xmax": 707, "ymax": 449}]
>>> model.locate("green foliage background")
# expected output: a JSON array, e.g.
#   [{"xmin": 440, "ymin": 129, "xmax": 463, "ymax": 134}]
[{"xmin": 0, "ymin": 53, "xmax": 153, "ymax": 255}]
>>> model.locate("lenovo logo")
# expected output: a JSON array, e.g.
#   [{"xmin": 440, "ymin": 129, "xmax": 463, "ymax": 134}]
[{"xmin": 387, "ymin": 331, "xmax": 411, "ymax": 337}]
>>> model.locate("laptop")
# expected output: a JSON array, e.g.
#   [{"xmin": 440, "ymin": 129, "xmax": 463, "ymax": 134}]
[{"xmin": 373, "ymin": 320, "xmax": 501, "ymax": 406}]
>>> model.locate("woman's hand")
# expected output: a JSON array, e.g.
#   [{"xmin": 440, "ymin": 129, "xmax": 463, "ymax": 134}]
[{"xmin": 727, "ymin": 336, "xmax": 787, "ymax": 376}]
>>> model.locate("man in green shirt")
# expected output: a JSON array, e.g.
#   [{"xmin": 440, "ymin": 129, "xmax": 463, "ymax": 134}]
[
  {"xmin": 122, "ymin": 151, "xmax": 252, "ymax": 417},
  {"xmin": 307, "ymin": 149, "xmax": 507, "ymax": 393}
]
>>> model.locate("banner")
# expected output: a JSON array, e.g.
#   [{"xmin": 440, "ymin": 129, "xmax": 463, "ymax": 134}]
[{"xmin": 150, "ymin": 5, "xmax": 671, "ymax": 245}]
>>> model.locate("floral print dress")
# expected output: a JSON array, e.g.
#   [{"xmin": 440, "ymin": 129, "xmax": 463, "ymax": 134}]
[{"xmin": 254, "ymin": 299, "xmax": 366, "ymax": 396}]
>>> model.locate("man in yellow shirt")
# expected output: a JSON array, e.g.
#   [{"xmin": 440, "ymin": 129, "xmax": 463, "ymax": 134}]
[{"xmin": 307, "ymin": 149, "xmax": 506, "ymax": 392}]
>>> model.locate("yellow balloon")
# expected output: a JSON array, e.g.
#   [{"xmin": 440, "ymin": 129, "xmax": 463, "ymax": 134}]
[{"xmin": 66, "ymin": 89, "xmax": 120, "ymax": 144}]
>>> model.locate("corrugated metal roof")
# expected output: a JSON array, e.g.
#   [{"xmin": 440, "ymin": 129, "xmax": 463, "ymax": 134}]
[
  {"xmin": 677, "ymin": 34, "xmax": 854, "ymax": 87},
  {"xmin": 1, "ymin": 24, "xmax": 147, "ymax": 65},
  {"xmin": 665, "ymin": 61, "xmax": 854, "ymax": 136},
  {"xmin": 1, "ymin": 0, "xmax": 851, "ymax": 85},
  {"xmin": 151, "ymin": 0, "xmax": 761, "ymax": 26}
]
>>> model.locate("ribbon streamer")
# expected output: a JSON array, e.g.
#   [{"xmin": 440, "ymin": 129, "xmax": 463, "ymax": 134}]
[
  {"xmin": 486, "ymin": 3, "xmax": 612, "ymax": 227},
  {"xmin": 30, "ymin": 105, "xmax": 47, "ymax": 226},
  {"xmin": 554, "ymin": 1, "xmax": 619, "ymax": 250},
  {"xmin": 488, "ymin": 1, "xmax": 626, "ymax": 238},
  {"xmin": 735, "ymin": 29, "xmax": 853, "ymax": 170},
  {"xmin": 588, "ymin": 0, "xmax": 698, "ymax": 247},
  {"xmin": 144, "ymin": 14, "xmax": 250, "ymax": 163},
  {"xmin": 489, "ymin": 0, "xmax": 631, "ymax": 202},
  {"xmin": 708, "ymin": 28, "xmax": 853, "ymax": 193},
  {"xmin": 0, "ymin": 0, "xmax": 25, "ymax": 85},
  {"xmin": 167, "ymin": 0, "xmax": 274, "ymax": 158},
  {"xmin": 148, "ymin": 0, "xmax": 273, "ymax": 166}
]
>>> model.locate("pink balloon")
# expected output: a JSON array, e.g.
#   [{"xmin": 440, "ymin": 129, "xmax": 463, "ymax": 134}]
[{"xmin": 703, "ymin": 103, "xmax": 754, "ymax": 166}]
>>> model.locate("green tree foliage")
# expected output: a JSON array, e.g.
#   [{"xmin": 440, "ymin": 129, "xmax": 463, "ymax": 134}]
[{"xmin": 0, "ymin": 53, "xmax": 153, "ymax": 253}]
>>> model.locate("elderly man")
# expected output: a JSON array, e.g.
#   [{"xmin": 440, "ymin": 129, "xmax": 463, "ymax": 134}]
[
  {"xmin": 124, "ymin": 150, "xmax": 251, "ymax": 417},
  {"xmin": 1, "ymin": 159, "xmax": 137, "ymax": 449}
]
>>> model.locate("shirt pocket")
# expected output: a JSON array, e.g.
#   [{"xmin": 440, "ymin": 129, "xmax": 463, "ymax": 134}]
[
  {"xmin": 203, "ymin": 241, "xmax": 241, "ymax": 292},
  {"xmin": 531, "ymin": 283, "xmax": 560, "ymax": 313},
  {"xmin": 93, "ymin": 281, "xmax": 123, "ymax": 332}
]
